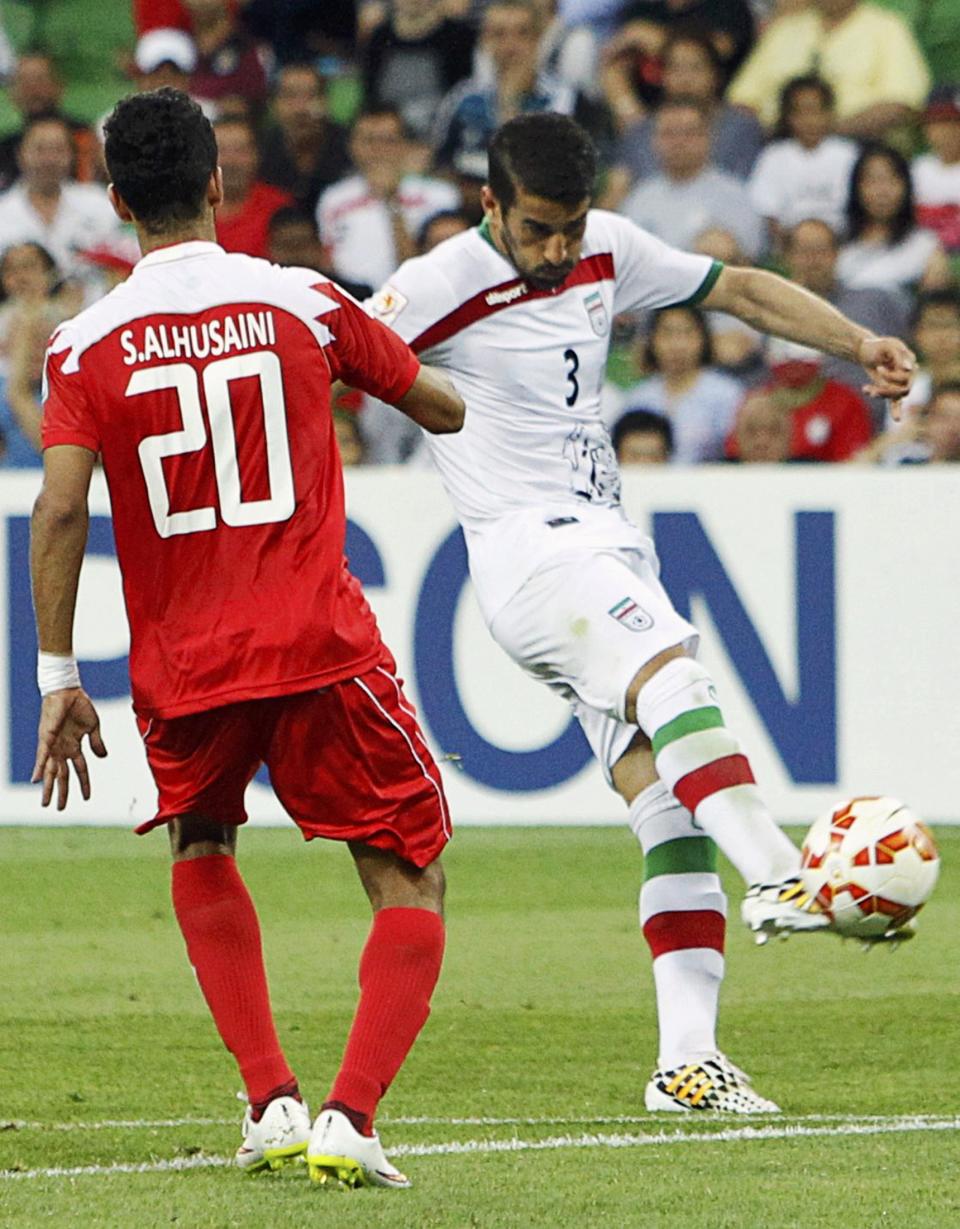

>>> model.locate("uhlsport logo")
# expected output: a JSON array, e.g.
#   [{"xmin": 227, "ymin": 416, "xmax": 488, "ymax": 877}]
[
  {"xmin": 485, "ymin": 282, "xmax": 527, "ymax": 307},
  {"xmin": 608, "ymin": 596, "xmax": 654, "ymax": 632}
]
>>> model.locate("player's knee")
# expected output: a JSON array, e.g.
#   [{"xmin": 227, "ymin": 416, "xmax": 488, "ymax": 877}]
[
  {"xmin": 168, "ymin": 814, "xmax": 237, "ymax": 861},
  {"xmin": 628, "ymin": 654, "xmax": 717, "ymax": 735}
]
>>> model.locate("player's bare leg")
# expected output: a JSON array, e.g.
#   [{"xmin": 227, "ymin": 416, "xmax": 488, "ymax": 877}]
[
  {"xmin": 168, "ymin": 814, "xmax": 309, "ymax": 1171},
  {"xmin": 308, "ymin": 844, "xmax": 445, "ymax": 1189},
  {"xmin": 624, "ymin": 647, "xmax": 827, "ymax": 941},
  {"xmin": 613, "ymin": 738, "xmax": 777, "ymax": 1113}
]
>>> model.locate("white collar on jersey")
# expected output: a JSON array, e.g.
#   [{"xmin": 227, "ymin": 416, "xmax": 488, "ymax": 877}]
[{"xmin": 136, "ymin": 240, "xmax": 224, "ymax": 269}]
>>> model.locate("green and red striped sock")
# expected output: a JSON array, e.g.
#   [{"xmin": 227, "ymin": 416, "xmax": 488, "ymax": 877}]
[
  {"xmin": 635, "ymin": 661, "xmax": 800, "ymax": 886},
  {"xmin": 631, "ymin": 783, "xmax": 725, "ymax": 1067}
]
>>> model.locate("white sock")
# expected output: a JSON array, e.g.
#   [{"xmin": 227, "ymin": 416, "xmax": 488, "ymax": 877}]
[{"xmin": 630, "ymin": 782, "xmax": 725, "ymax": 1070}]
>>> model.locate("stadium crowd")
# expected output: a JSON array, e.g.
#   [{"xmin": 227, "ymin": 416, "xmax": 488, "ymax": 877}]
[{"xmin": 0, "ymin": 0, "xmax": 958, "ymax": 469}]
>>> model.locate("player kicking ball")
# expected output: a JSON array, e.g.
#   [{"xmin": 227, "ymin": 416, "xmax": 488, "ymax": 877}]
[
  {"xmin": 29, "ymin": 88, "xmax": 464, "ymax": 1187},
  {"xmin": 368, "ymin": 113, "xmax": 916, "ymax": 1113}
]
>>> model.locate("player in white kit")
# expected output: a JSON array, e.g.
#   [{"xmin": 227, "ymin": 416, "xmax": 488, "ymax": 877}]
[{"xmin": 369, "ymin": 114, "xmax": 916, "ymax": 1112}]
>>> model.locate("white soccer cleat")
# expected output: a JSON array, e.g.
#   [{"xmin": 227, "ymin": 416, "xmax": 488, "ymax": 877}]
[
  {"xmin": 741, "ymin": 875, "xmax": 831, "ymax": 943},
  {"xmin": 644, "ymin": 1053, "xmax": 781, "ymax": 1114},
  {"xmin": 307, "ymin": 1108, "xmax": 411, "ymax": 1189},
  {"xmin": 235, "ymin": 1094, "xmax": 311, "ymax": 1173}
]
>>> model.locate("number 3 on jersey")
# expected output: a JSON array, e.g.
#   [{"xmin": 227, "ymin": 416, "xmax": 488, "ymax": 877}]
[
  {"xmin": 563, "ymin": 348, "xmax": 579, "ymax": 407},
  {"xmin": 128, "ymin": 351, "xmax": 295, "ymax": 538}
]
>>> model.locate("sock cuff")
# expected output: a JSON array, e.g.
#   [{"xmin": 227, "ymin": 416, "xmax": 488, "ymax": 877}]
[
  {"xmin": 171, "ymin": 853, "xmax": 243, "ymax": 902},
  {"xmin": 371, "ymin": 907, "xmax": 445, "ymax": 938},
  {"xmin": 634, "ymin": 657, "xmax": 717, "ymax": 740},
  {"xmin": 628, "ymin": 780, "xmax": 683, "ymax": 840}
]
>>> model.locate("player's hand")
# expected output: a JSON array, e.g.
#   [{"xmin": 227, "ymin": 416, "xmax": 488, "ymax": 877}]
[
  {"xmin": 857, "ymin": 336, "xmax": 916, "ymax": 421},
  {"xmin": 32, "ymin": 688, "xmax": 108, "ymax": 810}
]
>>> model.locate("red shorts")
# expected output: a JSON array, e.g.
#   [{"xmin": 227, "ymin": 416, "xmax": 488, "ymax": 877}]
[{"xmin": 135, "ymin": 651, "xmax": 450, "ymax": 867}]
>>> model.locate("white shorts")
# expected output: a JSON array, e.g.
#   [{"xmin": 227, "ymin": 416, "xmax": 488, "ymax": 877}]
[{"xmin": 488, "ymin": 544, "xmax": 699, "ymax": 784}]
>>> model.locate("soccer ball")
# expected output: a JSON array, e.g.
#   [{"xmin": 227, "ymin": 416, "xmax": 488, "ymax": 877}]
[{"xmin": 800, "ymin": 797, "xmax": 940, "ymax": 938}]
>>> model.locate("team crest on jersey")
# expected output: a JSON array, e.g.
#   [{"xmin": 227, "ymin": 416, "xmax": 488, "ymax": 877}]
[
  {"xmin": 369, "ymin": 285, "xmax": 408, "ymax": 324},
  {"xmin": 608, "ymin": 596, "xmax": 654, "ymax": 632},
  {"xmin": 583, "ymin": 291, "xmax": 608, "ymax": 336}
]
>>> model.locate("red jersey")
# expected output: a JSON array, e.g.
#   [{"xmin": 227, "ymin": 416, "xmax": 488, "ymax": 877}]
[{"xmin": 42, "ymin": 240, "xmax": 420, "ymax": 719}]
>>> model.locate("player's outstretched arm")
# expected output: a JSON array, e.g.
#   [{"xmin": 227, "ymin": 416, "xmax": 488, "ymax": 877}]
[
  {"xmin": 394, "ymin": 363, "xmax": 465, "ymax": 435},
  {"xmin": 31, "ymin": 444, "xmax": 107, "ymax": 809},
  {"xmin": 701, "ymin": 266, "xmax": 916, "ymax": 419}
]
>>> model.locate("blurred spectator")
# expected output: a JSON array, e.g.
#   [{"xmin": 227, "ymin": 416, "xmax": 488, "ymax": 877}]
[
  {"xmin": 132, "ymin": 27, "xmax": 199, "ymax": 95},
  {"xmin": 897, "ymin": 289, "xmax": 960, "ymax": 414},
  {"xmin": 267, "ymin": 205, "xmax": 373, "ymax": 300},
  {"xmin": 837, "ymin": 143, "xmax": 951, "ymax": 301},
  {"xmin": 0, "ymin": 242, "xmax": 79, "ymax": 465},
  {"xmin": 136, "ymin": 0, "xmax": 358, "ymax": 59},
  {"xmin": 916, "ymin": 383, "xmax": 960, "ymax": 463},
  {"xmin": 728, "ymin": 0, "xmax": 930, "ymax": 139},
  {"xmin": 0, "ymin": 4, "xmax": 135, "ymax": 128},
  {"xmin": 185, "ymin": 0, "xmax": 269, "ymax": 116},
  {"xmin": 0, "ymin": 53, "xmax": 96, "ymax": 189},
  {"xmin": 619, "ymin": 98, "xmax": 765, "ymax": 259},
  {"xmin": 0, "ymin": 116, "xmax": 122, "ymax": 282},
  {"xmin": 604, "ymin": 32, "xmax": 764, "ymax": 209},
  {"xmin": 530, "ymin": 0, "xmax": 600, "ymax": 100},
  {"xmin": 604, "ymin": 305, "xmax": 744, "ymax": 462},
  {"xmin": 746, "ymin": 341, "xmax": 873, "ymax": 460},
  {"xmin": 334, "ymin": 407, "xmax": 366, "ymax": 466},
  {"xmin": 259, "ymin": 63, "xmax": 351, "ymax": 213},
  {"xmin": 266, "ymin": 205, "xmax": 326, "ymax": 270},
  {"xmin": 857, "ymin": 382, "xmax": 960, "ymax": 465},
  {"xmin": 362, "ymin": 0, "xmax": 476, "ymax": 143},
  {"xmin": 726, "ymin": 390, "xmax": 793, "ymax": 462},
  {"xmin": 318, "ymin": 107, "xmax": 458, "ymax": 291},
  {"xmin": 693, "ymin": 226, "xmax": 765, "ymax": 377},
  {"xmin": 913, "ymin": 86, "xmax": 960, "ymax": 254},
  {"xmin": 747, "ymin": 75, "xmax": 858, "ymax": 243},
  {"xmin": 782, "ymin": 217, "xmax": 908, "ymax": 409},
  {"xmin": 601, "ymin": 0, "xmax": 754, "ymax": 123},
  {"xmin": 417, "ymin": 209, "xmax": 471, "ymax": 254},
  {"xmin": 432, "ymin": 0, "xmax": 606, "ymax": 185},
  {"xmin": 0, "ymin": 242, "xmax": 59, "ymax": 377},
  {"xmin": 242, "ymin": 0, "xmax": 359, "ymax": 65},
  {"xmin": 612, "ymin": 407, "xmax": 674, "ymax": 463},
  {"xmin": 214, "ymin": 117, "xmax": 295, "ymax": 257}
]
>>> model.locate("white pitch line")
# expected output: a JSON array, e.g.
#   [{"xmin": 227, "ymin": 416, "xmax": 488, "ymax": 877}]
[
  {"xmin": 2, "ymin": 1111, "xmax": 952, "ymax": 1133},
  {"xmin": 390, "ymin": 1116, "xmax": 960, "ymax": 1159},
  {"xmin": 3, "ymin": 1116, "xmax": 960, "ymax": 1181}
]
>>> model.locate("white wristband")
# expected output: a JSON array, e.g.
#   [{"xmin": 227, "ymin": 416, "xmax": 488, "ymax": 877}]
[{"xmin": 37, "ymin": 652, "xmax": 81, "ymax": 696}]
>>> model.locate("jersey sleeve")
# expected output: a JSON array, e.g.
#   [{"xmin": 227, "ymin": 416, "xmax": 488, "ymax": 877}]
[
  {"xmin": 603, "ymin": 212, "xmax": 722, "ymax": 314},
  {"xmin": 321, "ymin": 282, "xmax": 421, "ymax": 403},
  {"xmin": 41, "ymin": 329, "xmax": 101, "ymax": 452},
  {"xmin": 366, "ymin": 255, "xmax": 461, "ymax": 355}
]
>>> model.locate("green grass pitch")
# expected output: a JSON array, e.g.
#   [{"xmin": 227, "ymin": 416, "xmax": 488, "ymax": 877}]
[{"xmin": 1, "ymin": 824, "xmax": 958, "ymax": 1228}]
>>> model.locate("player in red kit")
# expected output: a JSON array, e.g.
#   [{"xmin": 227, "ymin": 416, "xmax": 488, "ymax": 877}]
[{"xmin": 29, "ymin": 88, "xmax": 464, "ymax": 1189}]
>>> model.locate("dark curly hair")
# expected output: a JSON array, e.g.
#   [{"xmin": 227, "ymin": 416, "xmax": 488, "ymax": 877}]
[
  {"xmin": 103, "ymin": 88, "xmax": 218, "ymax": 233},
  {"xmin": 488, "ymin": 113, "xmax": 597, "ymax": 212}
]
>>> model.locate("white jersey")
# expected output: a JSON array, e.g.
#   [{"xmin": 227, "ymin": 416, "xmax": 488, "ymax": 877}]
[{"xmin": 369, "ymin": 210, "xmax": 717, "ymax": 619}]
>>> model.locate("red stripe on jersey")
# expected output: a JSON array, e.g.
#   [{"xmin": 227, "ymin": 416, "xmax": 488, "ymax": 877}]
[
  {"xmin": 673, "ymin": 755, "xmax": 756, "ymax": 813},
  {"xmin": 642, "ymin": 909, "xmax": 726, "ymax": 958},
  {"xmin": 411, "ymin": 252, "xmax": 615, "ymax": 353}
]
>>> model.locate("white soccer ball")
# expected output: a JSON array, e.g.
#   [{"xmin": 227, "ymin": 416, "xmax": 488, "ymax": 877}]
[{"xmin": 800, "ymin": 796, "xmax": 940, "ymax": 938}]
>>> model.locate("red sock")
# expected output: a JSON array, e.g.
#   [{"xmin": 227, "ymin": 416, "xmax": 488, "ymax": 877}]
[
  {"xmin": 171, "ymin": 855, "xmax": 295, "ymax": 1107},
  {"xmin": 325, "ymin": 907, "xmax": 445, "ymax": 1134}
]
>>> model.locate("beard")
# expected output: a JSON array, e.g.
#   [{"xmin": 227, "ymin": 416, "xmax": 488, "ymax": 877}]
[{"xmin": 500, "ymin": 226, "xmax": 575, "ymax": 290}]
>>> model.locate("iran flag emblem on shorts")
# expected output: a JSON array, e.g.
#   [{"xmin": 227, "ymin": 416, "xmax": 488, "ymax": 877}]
[
  {"xmin": 584, "ymin": 290, "xmax": 608, "ymax": 336},
  {"xmin": 608, "ymin": 596, "xmax": 654, "ymax": 632}
]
